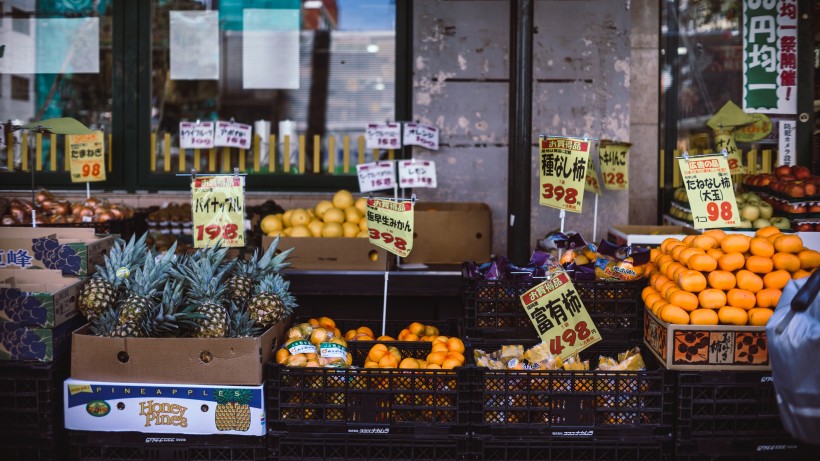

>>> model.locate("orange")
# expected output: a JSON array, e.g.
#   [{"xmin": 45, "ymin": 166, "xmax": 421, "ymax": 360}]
[
  {"xmin": 426, "ymin": 351, "xmax": 447, "ymax": 366},
  {"xmin": 727, "ymin": 288, "xmax": 757, "ymax": 310},
  {"xmin": 678, "ymin": 270, "xmax": 708, "ymax": 293},
  {"xmin": 754, "ymin": 226, "xmax": 782, "ymax": 238},
  {"xmin": 659, "ymin": 304, "xmax": 690, "ymax": 324},
  {"xmin": 447, "ymin": 337, "xmax": 465, "ymax": 354},
  {"xmin": 756, "ymin": 288, "xmax": 782, "ymax": 309},
  {"xmin": 749, "ymin": 238, "xmax": 775, "ymax": 258},
  {"xmin": 707, "ymin": 248, "xmax": 725, "ymax": 261},
  {"xmin": 690, "ymin": 309, "xmax": 719, "ymax": 325},
  {"xmin": 398, "ymin": 328, "xmax": 410, "ymax": 340},
  {"xmin": 698, "ymin": 289, "xmax": 727, "ymax": 309},
  {"xmin": 748, "ymin": 308, "xmax": 774, "ymax": 326},
  {"xmin": 707, "ymin": 270, "xmax": 736, "ymax": 290},
  {"xmin": 773, "ymin": 234, "xmax": 804, "ymax": 254},
  {"xmin": 691, "ymin": 235, "xmax": 718, "ymax": 251},
  {"xmin": 425, "ymin": 363, "xmax": 442, "ymax": 370},
  {"xmin": 307, "ymin": 318, "xmax": 321, "ymax": 327},
  {"xmin": 275, "ymin": 348, "xmax": 291, "ymax": 364},
  {"xmin": 798, "ymin": 250, "xmax": 820, "ymax": 270},
  {"xmin": 772, "ymin": 252, "xmax": 801, "ymax": 272},
  {"xmin": 318, "ymin": 316, "xmax": 336, "ymax": 330},
  {"xmin": 404, "ymin": 333, "xmax": 420, "ymax": 341},
  {"xmin": 720, "ymin": 234, "xmax": 751, "ymax": 253},
  {"xmin": 388, "ymin": 346, "xmax": 401, "ymax": 361},
  {"xmin": 736, "ymin": 270, "xmax": 764, "ymax": 293},
  {"xmin": 363, "ymin": 360, "xmax": 379, "ymax": 368},
  {"xmin": 718, "ymin": 306, "xmax": 748, "ymax": 326},
  {"xmin": 669, "ymin": 290, "xmax": 699, "ymax": 312},
  {"xmin": 431, "ymin": 342, "xmax": 449, "ymax": 353},
  {"xmin": 763, "ymin": 270, "xmax": 791, "ymax": 290},
  {"xmin": 344, "ymin": 330, "xmax": 358, "ymax": 341},
  {"xmin": 367, "ymin": 344, "xmax": 389, "ymax": 363},
  {"xmin": 408, "ymin": 322, "xmax": 426, "ymax": 336},
  {"xmin": 441, "ymin": 357, "xmax": 462, "ymax": 369},
  {"xmin": 399, "ymin": 357, "xmax": 420, "ymax": 369},
  {"xmin": 678, "ymin": 247, "xmax": 705, "ymax": 265},
  {"xmin": 378, "ymin": 354, "xmax": 399, "ymax": 368},
  {"xmin": 376, "ymin": 335, "xmax": 396, "ymax": 341},
  {"xmin": 433, "ymin": 335, "xmax": 449, "ymax": 344},
  {"xmin": 793, "ymin": 269, "xmax": 812, "ymax": 279},
  {"xmin": 718, "ymin": 252, "xmax": 746, "ymax": 272},
  {"xmin": 746, "ymin": 255, "xmax": 774, "ymax": 274},
  {"xmin": 703, "ymin": 229, "xmax": 727, "ymax": 243},
  {"xmin": 357, "ymin": 326, "xmax": 375, "ymax": 337},
  {"xmin": 688, "ymin": 254, "xmax": 717, "ymax": 272},
  {"xmin": 446, "ymin": 351, "xmax": 466, "ymax": 364}
]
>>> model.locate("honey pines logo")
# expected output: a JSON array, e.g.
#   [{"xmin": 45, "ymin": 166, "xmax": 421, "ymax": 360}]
[{"xmin": 139, "ymin": 400, "xmax": 189, "ymax": 428}]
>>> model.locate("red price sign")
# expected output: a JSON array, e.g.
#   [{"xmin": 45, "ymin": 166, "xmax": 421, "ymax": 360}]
[
  {"xmin": 548, "ymin": 321, "xmax": 593, "ymax": 355},
  {"xmin": 366, "ymin": 198, "xmax": 414, "ymax": 257},
  {"xmin": 367, "ymin": 228, "xmax": 409, "ymax": 252},
  {"xmin": 68, "ymin": 132, "xmax": 106, "ymax": 183},
  {"xmin": 195, "ymin": 223, "xmax": 240, "ymax": 241},
  {"xmin": 678, "ymin": 155, "xmax": 739, "ymax": 229},
  {"xmin": 584, "ymin": 158, "xmax": 602, "ymax": 195},
  {"xmin": 538, "ymin": 136, "xmax": 591, "ymax": 213},
  {"xmin": 540, "ymin": 184, "xmax": 579, "ymax": 204},
  {"xmin": 191, "ymin": 175, "xmax": 246, "ymax": 248}
]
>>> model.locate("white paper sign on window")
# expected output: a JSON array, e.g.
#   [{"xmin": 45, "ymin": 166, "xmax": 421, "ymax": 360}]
[
  {"xmin": 170, "ymin": 11, "xmax": 219, "ymax": 80},
  {"xmin": 398, "ymin": 160, "xmax": 437, "ymax": 188},
  {"xmin": 357, "ymin": 161, "xmax": 396, "ymax": 193},
  {"xmin": 26, "ymin": 18, "xmax": 100, "ymax": 74},
  {"xmin": 215, "ymin": 121, "xmax": 252, "ymax": 149},
  {"xmin": 243, "ymin": 9, "xmax": 299, "ymax": 90},
  {"xmin": 778, "ymin": 120, "xmax": 796, "ymax": 167},
  {"xmin": 180, "ymin": 121, "xmax": 216, "ymax": 149},
  {"xmin": 402, "ymin": 123, "xmax": 439, "ymax": 150},
  {"xmin": 365, "ymin": 123, "xmax": 402, "ymax": 150}
]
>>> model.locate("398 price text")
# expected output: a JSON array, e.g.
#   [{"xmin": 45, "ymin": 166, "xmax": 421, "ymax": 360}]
[
  {"xmin": 368, "ymin": 228, "xmax": 408, "ymax": 251},
  {"xmin": 196, "ymin": 223, "xmax": 239, "ymax": 241},
  {"xmin": 541, "ymin": 184, "xmax": 578, "ymax": 204}
]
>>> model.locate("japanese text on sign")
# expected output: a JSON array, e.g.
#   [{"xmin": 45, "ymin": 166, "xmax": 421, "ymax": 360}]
[
  {"xmin": 398, "ymin": 160, "xmax": 437, "ymax": 188},
  {"xmin": 742, "ymin": 0, "xmax": 797, "ymax": 114},
  {"xmin": 598, "ymin": 141, "xmax": 630, "ymax": 191},
  {"xmin": 778, "ymin": 120, "xmax": 796, "ymax": 166},
  {"xmin": 713, "ymin": 129, "xmax": 744, "ymax": 175},
  {"xmin": 68, "ymin": 132, "xmax": 106, "ymax": 183},
  {"xmin": 366, "ymin": 198, "xmax": 414, "ymax": 258},
  {"xmin": 519, "ymin": 272, "xmax": 601, "ymax": 359},
  {"xmin": 179, "ymin": 121, "xmax": 215, "ymax": 149},
  {"xmin": 0, "ymin": 249, "xmax": 34, "ymax": 268},
  {"xmin": 678, "ymin": 155, "xmax": 740, "ymax": 229},
  {"xmin": 365, "ymin": 123, "xmax": 402, "ymax": 150},
  {"xmin": 357, "ymin": 161, "xmax": 396, "ymax": 193},
  {"xmin": 584, "ymin": 157, "xmax": 602, "ymax": 195},
  {"xmin": 539, "ymin": 137, "xmax": 590, "ymax": 213},
  {"xmin": 402, "ymin": 123, "xmax": 439, "ymax": 150},
  {"xmin": 191, "ymin": 176, "xmax": 246, "ymax": 248},
  {"xmin": 214, "ymin": 121, "xmax": 251, "ymax": 149}
]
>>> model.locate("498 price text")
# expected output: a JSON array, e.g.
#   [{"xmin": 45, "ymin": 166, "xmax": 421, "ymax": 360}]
[{"xmin": 549, "ymin": 321, "xmax": 592, "ymax": 355}]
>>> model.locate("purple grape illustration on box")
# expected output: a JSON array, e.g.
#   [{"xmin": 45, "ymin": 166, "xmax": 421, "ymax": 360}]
[
  {"xmin": 0, "ymin": 287, "xmax": 48, "ymax": 324},
  {"xmin": 32, "ymin": 237, "xmax": 82, "ymax": 275}
]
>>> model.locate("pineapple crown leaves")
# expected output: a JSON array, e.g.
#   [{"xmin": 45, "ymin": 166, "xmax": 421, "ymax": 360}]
[
  {"xmin": 125, "ymin": 241, "xmax": 178, "ymax": 298},
  {"xmin": 176, "ymin": 249, "xmax": 235, "ymax": 303},
  {"xmin": 228, "ymin": 300, "xmax": 262, "ymax": 338},
  {"xmin": 93, "ymin": 232, "xmax": 150, "ymax": 286},
  {"xmin": 261, "ymin": 236, "xmax": 295, "ymax": 273},
  {"xmin": 255, "ymin": 273, "xmax": 298, "ymax": 316},
  {"xmin": 89, "ymin": 306, "xmax": 120, "ymax": 337},
  {"xmin": 143, "ymin": 281, "xmax": 203, "ymax": 337}
]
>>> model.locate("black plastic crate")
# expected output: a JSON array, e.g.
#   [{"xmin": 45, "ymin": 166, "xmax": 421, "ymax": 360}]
[
  {"xmin": 675, "ymin": 438, "xmax": 813, "ymax": 461},
  {"xmin": 0, "ymin": 357, "xmax": 69, "ymax": 439},
  {"xmin": 462, "ymin": 272, "xmax": 643, "ymax": 343},
  {"xmin": 676, "ymin": 371, "xmax": 791, "ymax": 439},
  {"xmin": 471, "ymin": 437, "xmax": 671, "ymax": 461},
  {"xmin": 5, "ymin": 434, "xmax": 64, "ymax": 461},
  {"xmin": 67, "ymin": 431, "xmax": 267, "ymax": 461},
  {"xmin": 268, "ymin": 430, "xmax": 471, "ymax": 461},
  {"xmin": 468, "ymin": 341, "xmax": 674, "ymax": 440}
]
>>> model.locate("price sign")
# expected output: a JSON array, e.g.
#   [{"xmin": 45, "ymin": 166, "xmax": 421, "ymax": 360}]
[
  {"xmin": 402, "ymin": 123, "xmax": 439, "ymax": 150},
  {"xmin": 366, "ymin": 198, "xmax": 414, "ymax": 258},
  {"xmin": 713, "ymin": 128, "xmax": 743, "ymax": 175},
  {"xmin": 584, "ymin": 156, "xmax": 602, "ymax": 195},
  {"xmin": 179, "ymin": 121, "xmax": 215, "ymax": 149},
  {"xmin": 365, "ymin": 123, "xmax": 402, "ymax": 150},
  {"xmin": 214, "ymin": 120, "xmax": 252, "ymax": 149},
  {"xmin": 599, "ymin": 140, "xmax": 630, "ymax": 191},
  {"xmin": 398, "ymin": 160, "xmax": 437, "ymax": 188},
  {"xmin": 191, "ymin": 175, "xmax": 246, "ymax": 248},
  {"xmin": 68, "ymin": 132, "xmax": 106, "ymax": 183},
  {"xmin": 538, "ymin": 136, "xmax": 591, "ymax": 213},
  {"xmin": 678, "ymin": 155, "xmax": 740, "ymax": 229},
  {"xmin": 519, "ymin": 272, "xmax": 601, "ymax": 360},
  {"xmin": 357, "ymin": 161, "xmax": 396, "ymax": 193}
]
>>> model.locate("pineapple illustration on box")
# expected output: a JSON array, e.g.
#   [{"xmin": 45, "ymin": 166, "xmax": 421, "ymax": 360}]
[{"xmin": 214, "ymin": 388, "xmax": 253, "ymax": 431}]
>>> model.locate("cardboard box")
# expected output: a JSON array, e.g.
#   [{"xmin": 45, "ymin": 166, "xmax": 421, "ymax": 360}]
[
  {"xmin": 403, "ymin": 202, "xmax": 492, "ymax": 264},
  {"xmin": 0, "ymin": 315, "xmax": 83, "ymax": 361},
  {"xmin": 262, "ymin": 236, "xmax": 390, "ymax": 270},
  {"xmin": 64, "ymin": 378, "xmax": 265, "ymax": 436},
  {"xmin": 0, "ymin": 269, "xmax": 85, "ymax": 327},
  {"xmin": 607, "ymin": 225, "xmax": 690, "ymax": 247},
  {"xmin": 644, "ymin": 309, "xmax": 769, "ymax": 370},
  {"xmin": 0, "ymin": 227, "xmax": 116, "ymax": 276},
  {"xmin": 71, "ymin": 318, "xmax": 288, "ymax": 385}
]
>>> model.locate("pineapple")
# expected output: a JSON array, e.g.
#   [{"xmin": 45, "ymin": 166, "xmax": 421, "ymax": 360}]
[
  {"xmin": 114, "ymin": 242, "xmax": 178, "ymax": 337},
  {"xmin": 78, "ymin": 233, "xmax": 148, "ymax": 320},
  {"xmin": 226, "ymin": 237, "xmax": 293, "ymax": 305},
  {"xmin": 247, "ymin": 273, "xmax": 297, "ymax": 327},
  {"xmin": 141, "ymin": 280, "xmax": 201, "ymax": 338},
  {"xmin": 228, "ymin": 301, "xmax": 262, "ymax": 338},
  {"xmin": 174, "ymin": 245, "xmax": 234, "ymax": 338}
]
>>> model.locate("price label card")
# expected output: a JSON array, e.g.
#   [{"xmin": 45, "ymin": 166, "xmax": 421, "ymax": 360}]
[
  {"xmin": 584, "ymin": 156, "xmax": 602, "ymax": 195},
  {"xmin": 599, "ymin": 141, "xmax": 630, "ymax": 190},
  {"xmin": 519, "ymin": 272, "xmax": 602, "ymax": 360},
  {"xmin": 357, "ymin": 161, "xmax": 396, "ymax": 193},
  {"xmin": 398, "ymin": 160, "xmax": 437, "ymax": 188},
  {"xmin": 68, "ymin": 132, "xmax": 106, "ymax": 183},
  {"xmin": 538, "ymin": 136, "xmax": 591, "ymax": 213},
  {"xmin": 713, "ymin": 129, "xmax": 743, "ymax": 175},
  {"xmin": 365, "ymin": 123, "xmax": 402, "ymax": 150},
  {"xmin": 180, "ymin": 121, "xmax": 215, "ymax": 149},
  {"xmin": 366, "ymin": 198, "xmax": 414, "ymax": 258},
  {"xmin": 678, "ymin": 155, "xmax": 740, "ymax": 229},
  {"xmin": 191, "ymin": 175, "xmax": 246, "ymax": 248},
  {"xmin": 214, "ymin": 120, "xmax": 252, "ymax": 149},
  {"xmin": 402, "ymin": 123, "xmax": 439, "ymax": 150}
]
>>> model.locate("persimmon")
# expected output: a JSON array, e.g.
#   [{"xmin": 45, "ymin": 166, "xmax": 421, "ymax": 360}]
[
  {"xmin": 746, "ymin": 255, "xmax": 774, "ymax": 274},
  {"xmin": 682, "ymin": 234, "xmax": 698, "ymax": 246},
  {"xmin": 773, "ymin": 234, "xmax": 803, "ymax": 254},
  {"xmin": 792, "ymin": 269, "xmax": 812, "ymax": 279},
  {"xmin": 698, "ymin": 288, "xmax": 727, "ymax": 309},
  {"xmin": 671, "ymin": 244, "xmax": 688, "ymax": 262},
  {"xmin": 707, "ymin": 248, "xmax": 725, "ymax": 261},
  {"xmin": 749, "ymin": 237, "xmax": 775, "ymax": 258},
  {"xmin": 718, "ymin": 252, "xmax": 746, "ymax": 272},
  {"xmin": 660, "ymin": 280, "xmax": 679, "ymax": 299},
  {"xmin": 678, "ymin": 247, "xmax": 705, "ymax": 265},
  {"xmin": 727, "ymin": 288, "xmax": 757, "ymax": 310},
  {"xmin": 650, "ymin": 248, "xmax": 662, "ymax": 264},
  {"xmin": 736, "ymin": 270, "xmax": 764, "ymax": 293},
  {"xmin": 669, "ymin": 290, "xmax": 699, "ymax": 312},
  {"xmin": 691, "ymin": 235, "xmax": 718, "ymax": 251},
  {"xmin": 718, "ymin": 306, "xmax": 749, "ymax": 326},
  {"xmin": 707, "ymin": 270, "xmax": 736, "ymax": 291},
  {"xmin": 659, "ymin": 304, "xmax": 690, "ymax": 324},
  {"xmin": 703, "ymin": 229, "xmax": 727, "ymax": 243},
  {"xmin": 665, "ymin": 261, "xmax": 686, "ymax": 280},
  {"xmin": 688, "ymin": 254, "xmax": 717, "ymax": 272},
  {"xmin": 754, "ymin": 226, "xmax": 781, "ymax": 238},
  {"xmin": 690, "ymin": 309, "xmax": 719, "ymax": 325},
  {"xmin": 720, "ymin": 234, "xmax": 751, "ymax": 254},
  {"xmin": 772, "ymin": 252, "xmax": 801, "ymax": 272},
  {"xmin": 644, "ymin": 292, "xmax": 664, "ymax": 310},
  {"xmin": 651, "ymin": 299, "xmax": 669, "ymax": 316},
  {"xmin": 756, "ymin": 288, "xmax": 782, "ymax": 309},
  {"xmin": 763, "ymin": 270, "xmax": 791, "ymax": 290},
  {"xmin": 660, "ymin": 238, "xmax": 683, "ymax": 254},
  {"xmin": 653, "ymin": 274, "xmax": 671, "ymax": 293},
  {"xmin": 642, "ymin": 286, "xmax": 658, "ymax": 302},
  {"xmin": 797, "ymin": 250, "xmax": 820, "ymax": 270},
  {"xmin": 678, "ymin": 270, "xmax": 707, "ymax": 293},
  {"xmin": 748, "ymin": 308, "xmax": 774, "ymax": 326}
]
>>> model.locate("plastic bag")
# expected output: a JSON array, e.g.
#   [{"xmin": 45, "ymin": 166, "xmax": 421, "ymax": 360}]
[{"xmin": 766, "ymin": 270, "xmax": 820, "ymax": 445}]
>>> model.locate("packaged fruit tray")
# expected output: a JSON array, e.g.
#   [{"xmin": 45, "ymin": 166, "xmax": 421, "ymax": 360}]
[
  {"xmin": 68, "ymin": 431, "xmax": 267, "ymax": 461},
  {"xmin": 470, "ymin": 437, "xmax": 671, "ymax": 461},
  {"xmin": 462, "ymin": 273, "xmax": 644, "ymax": 344},
  {"xmin": 0, "ymin": 357, "xmax": 69, "ymax": 440},
  {"xmin": 295, "ymin": 317, "xmax": 461, "ymax": 343}
]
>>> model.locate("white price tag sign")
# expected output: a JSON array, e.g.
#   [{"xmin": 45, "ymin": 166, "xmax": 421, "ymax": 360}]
[
  {"xmin": 179, "ymin": 121, "xmax": 215, "ymax": 149},
  {"xmin": 214, "ymin": 120, "xmax": 252, "ymax": 149},
  {"xmin": 365, "ymin": 123, "xmax": 402, "ymax": 150},
  {"xmin": 402, "ymin": 123, "xmax": 439, "ymax": 150},
  {"xmin": 398, "ymin": 160, "xmax": 437, "ymax": 188},
  {"xmin": 357, "ymin": 161, "xmax": 396, "ymax": 193}
]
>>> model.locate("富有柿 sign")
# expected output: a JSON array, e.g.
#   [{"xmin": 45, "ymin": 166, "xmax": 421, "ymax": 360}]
[
  {"xmin": 68, "ymin": 132, "xmax": 106, "ymax": 182},
  {"xmin": 742, "ymin": 0, "xmax": 798, "ymax": 114},
  {"xmin": 678, "ymin": 155, "xmax": 740, "ymax": 229},
  {"xmin": 538, "ymin": 136, "xmax": 591, "ymax": 213},
  {"xmin": 366, "ymin": 198, "xmax": 414, "ymax": 258},
  {"xmin": 191, "ymin": 175, "xmax": 246, "ymax": 248}
]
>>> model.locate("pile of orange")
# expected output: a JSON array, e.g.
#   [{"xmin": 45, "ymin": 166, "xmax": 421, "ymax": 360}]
[
  {"xmin": 344, "ymin": 321, "xmax": 442, "ymax": 342},
  {"xmin": 364, "ymin": 336, "xmax": 466, "ymax": 369},
  {"xmin": 642, "ymin": 227, "xmax": 820, "ymax": 326}
]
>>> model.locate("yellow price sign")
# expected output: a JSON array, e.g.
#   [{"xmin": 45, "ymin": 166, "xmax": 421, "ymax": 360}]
[
  {"xmin": 68, "ymin": 132, "xmax": 106, "ymax": 182},
  {"xmin": 599, "ymin": 140, "xmax": 630, "ymax": 191},
  {"xmin": 538, "ymin": 136, "xmax": 591, "ymax": 213},
  {"xmin": 584, "ymin": 157, "xmax": 602, "ymax": 195},
  {"xmin": 366, "ymin": 198, "xmax": 414, "ymax": 257},
  {"xmin": 191, "ymin": 176, "xmax": 246, "ymax": 248},
  {"xmin": 678, "ymin": 155, "xmax": 740, "ymax": 229},
  {"xmin": 519, "ymin": 272, "xmax": 602, "ymax": 360},
  {"xmin": 714, "ymin": 128, "xmax": 743, "ymax": 175}
]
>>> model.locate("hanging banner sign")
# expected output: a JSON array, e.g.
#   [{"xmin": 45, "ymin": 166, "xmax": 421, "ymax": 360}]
[
  {"xmin": 402, "ymin": 123, "xmax": 439, "ymax": 150},
  {"xmin": 357, "ymin": 161, "xmax": 396, "ymax": 193},
  {"xmin": 713, "ymin": 129, "xmax": 744, "ymax": 175},
  {"xmin": 678, "ymin": 155, "xmax": 740, "ymax": 229},
  {"xmin": 538, "ymin": 136, "xmax": 591, "ymax": 213},
  {"xmin": 398, "ymin": 160, "xmax": 437, "ymax": 188},
  {"xmin": 365, "ymin": 123, "xmax": 402, "ymax": 150},
  {"xmin": 191, "ymin": 175, "xmax": 246, "ymax": 248},
  {"xmin": 214, "ymin": 120, "xmax": 252, "ymax": 149},
  {"xmin": 366, "ymin": 198, "xmax": 414, "ymax": 258},
  {"xmin": 599, "ymin": 141, "xmax": 630, "ymax": 191},
  {"xmin": 180, "ymin": 121, "xmax": 215, "ymax": 149},
  {"xmin": 742, "ymin": 0, "xmax": 797, "ymax": 114},
  {"xmin": 584, "ymin": 155, "xmax": 602, "ymax": 195},
  {"xmin": 777, "ymin": 119, "xmax": 796, "ymax": 166},
  {"xmin": 519, "ymin": 272, "xmax": 602, "ymax": 360},
  {"xmin": 68, "ymin": 132, "xmax": 106, "ymax": 183}
]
